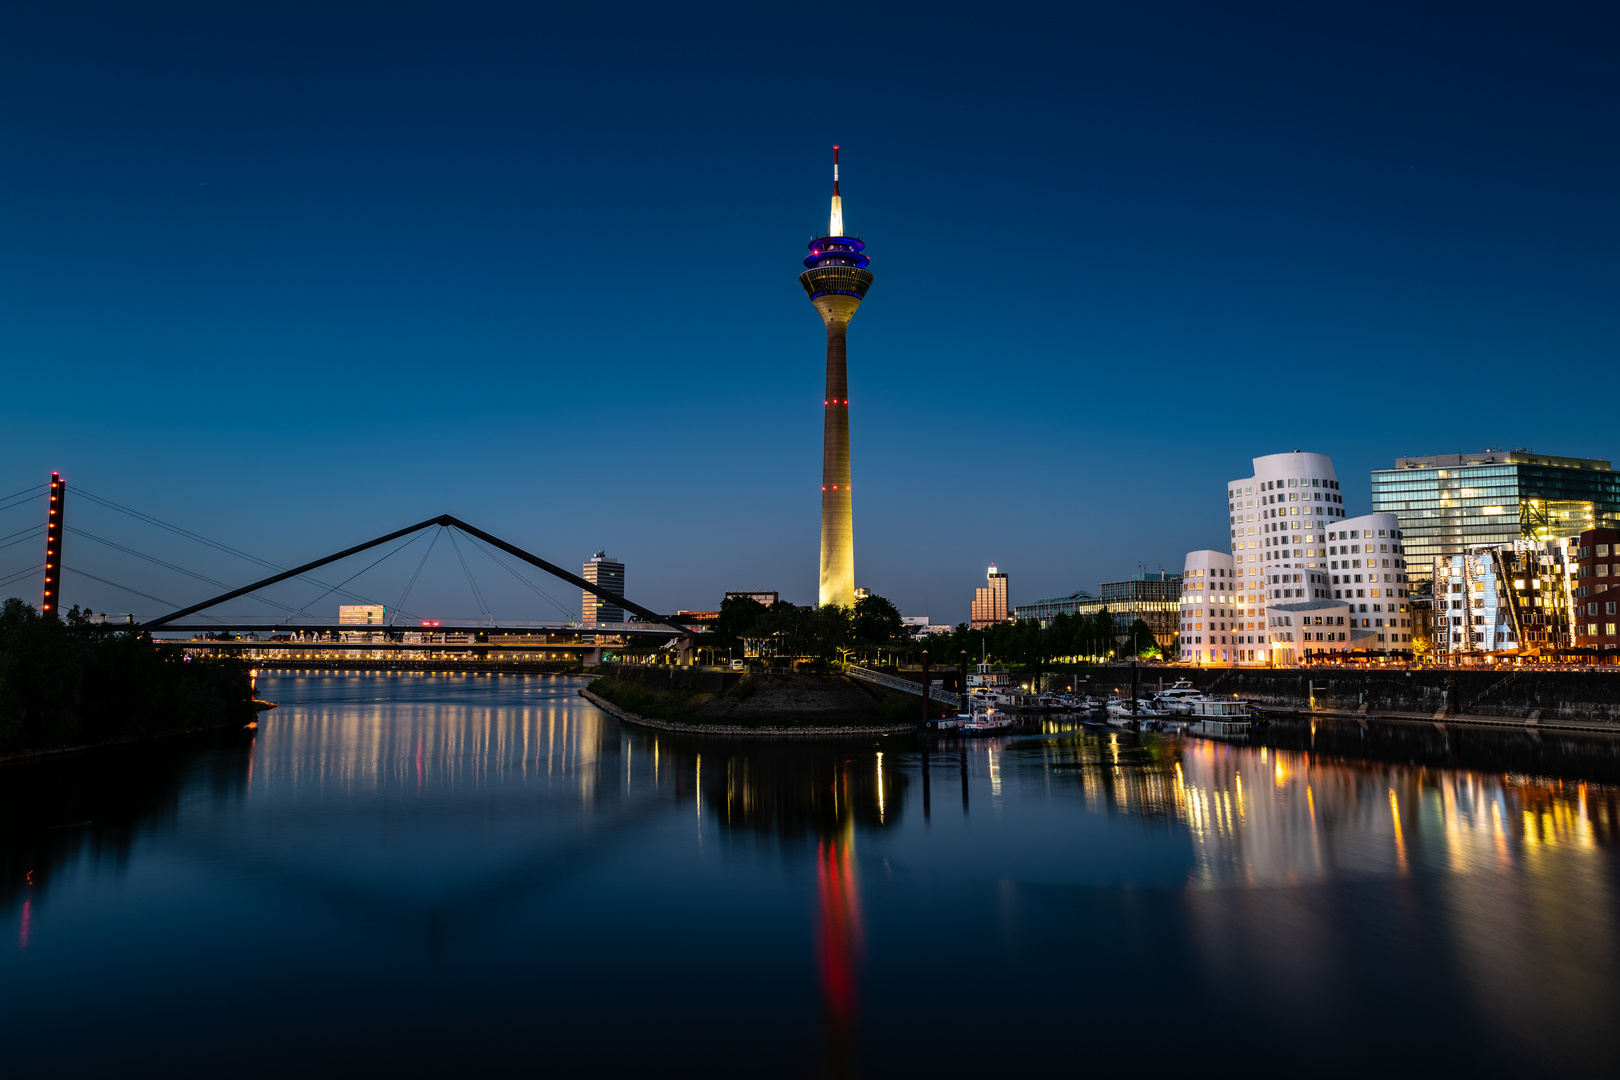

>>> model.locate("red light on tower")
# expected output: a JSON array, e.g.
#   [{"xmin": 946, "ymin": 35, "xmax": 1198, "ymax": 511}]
[{"xmin": 42, "ymin": 472, "xmax": 65, "ymax": 616}]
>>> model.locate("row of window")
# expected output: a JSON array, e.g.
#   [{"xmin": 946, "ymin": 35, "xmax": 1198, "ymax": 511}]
[
  {"xmin": 1231, "ymin": 489, "xmax": 1344, "ymax": 511},
  {"xmin": 1229, "ymin": 478, "xmax": 1342, "ymax": 501}
]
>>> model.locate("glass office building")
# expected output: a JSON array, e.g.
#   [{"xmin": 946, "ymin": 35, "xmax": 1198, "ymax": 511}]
[
  {"xmin": 1371, "ymin": 451, "xmax": 1620, "ymax": 592},
  {"xmin": 1012, "ymin": 573, "xmax": 1182, "ymax": 653}
]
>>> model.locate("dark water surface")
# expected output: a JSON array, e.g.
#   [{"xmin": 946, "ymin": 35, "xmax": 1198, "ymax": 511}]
[{"xmin": 4, "ymin": 673, "xmax": 1618, "ymax": 1077}]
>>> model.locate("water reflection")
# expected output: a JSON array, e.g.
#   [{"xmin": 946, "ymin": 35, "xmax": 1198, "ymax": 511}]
[
  {"xmin": 817, "ymin": 820, "xmax": 862, "ymax": 1075},
  {"xmin": 2, "ymin": 676, "xmax": 1617, "ymax": 1075},
  {"xmin": 0, "ymin": 730, "xmax": 253, "ymax": 933}
]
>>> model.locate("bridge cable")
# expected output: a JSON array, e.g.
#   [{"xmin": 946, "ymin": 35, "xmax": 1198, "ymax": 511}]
[
  {"xmin": 390, "ymin": 527, "xmax": 441, "ymax": 625},
  {"xmin": 65, "ymin": 526, "xmax": 307, "ymax": 622},
  {"xmin": 0, "ymin": 488, "xmax": 47, "ymax": 516},
  {"xmin": 280, "ymin": 530, "xmax": 429, "ymax": 624},
  {"xmin": 0, "ymin": 524, "xmax": 46, "ymax": 552},
  {"xmin": 446, "ymin": 528, "xmax": 495, "ymax": 625},
  {"xmin": 462, "ymin": 533, "xmax": 577, "ymax": 623},
  {"xmin": 60, "ymin": 566, "xmax": 181, "ymax": 610},
  {"xmin": 75, "ymin": 486, "xmax": 414, "ymax": 616},
  {"xmin": 0, "ymin": 482, "xmax": 48, "ymax": 504},
  {"xmin": 0, "ymin": 564, "xmax": 46, "ymax": 592}
]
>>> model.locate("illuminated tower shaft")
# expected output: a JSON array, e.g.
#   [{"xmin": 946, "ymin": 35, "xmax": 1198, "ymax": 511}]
[{"xmin": 800, "ymin": 147, "xmax": 873, "ymax": 608}]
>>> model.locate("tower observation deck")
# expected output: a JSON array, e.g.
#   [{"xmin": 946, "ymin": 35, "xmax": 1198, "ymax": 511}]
[{"xmin": 801, "ymin": 146, "xmax": 874, "ymax": 608}]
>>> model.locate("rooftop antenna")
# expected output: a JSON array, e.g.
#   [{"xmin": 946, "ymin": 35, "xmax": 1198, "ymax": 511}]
[{"xmin": 828, "ymin": 145, "xmax": 844, "ymax": 237}]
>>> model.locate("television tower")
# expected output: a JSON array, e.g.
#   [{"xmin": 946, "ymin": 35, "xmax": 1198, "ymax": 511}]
[{"xmin": 800, "ymin": 146, "xmax": 873, "ymax": 608}]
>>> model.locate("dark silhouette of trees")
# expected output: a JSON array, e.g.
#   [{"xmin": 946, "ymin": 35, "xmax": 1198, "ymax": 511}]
[{"xmin": 0, "ymin": 598, "xmax": 255, "ymax": 753}]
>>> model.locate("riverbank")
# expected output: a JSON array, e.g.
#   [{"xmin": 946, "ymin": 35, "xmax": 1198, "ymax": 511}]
[
  {"xmin": 1126, "ymin": 666, "xmax": 1620, "ymax": 730},
  {"xmin": 0, "ymin": 599, "xmax": 258, "ymax": 757},
  {"xmin": 0, "ymin": 716, "xmax": 255, "ymax": 766},
  {"xmin": 579, "ymin": 685, "xmax": 915, "ymax": 737}
]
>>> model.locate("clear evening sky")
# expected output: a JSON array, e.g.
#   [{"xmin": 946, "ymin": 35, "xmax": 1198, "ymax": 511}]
[{"xmin": 1, "ymin": 2, "xmax": 1616, "ymax": 625}]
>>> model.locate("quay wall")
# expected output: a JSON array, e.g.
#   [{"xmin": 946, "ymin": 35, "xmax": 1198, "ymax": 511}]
[{"xmin": 1159, "ymin": 668, "xmax": 1620, "ymax": 726}]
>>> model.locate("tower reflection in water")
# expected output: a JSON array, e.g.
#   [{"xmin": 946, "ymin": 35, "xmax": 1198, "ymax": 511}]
[{"xmin": 686, "ymin": 743, "xmax": 897, "ymax": 1075}]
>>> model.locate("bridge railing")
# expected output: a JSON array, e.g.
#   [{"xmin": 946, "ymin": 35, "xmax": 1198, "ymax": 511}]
[{"xmin": 845, "ymin": 664, "xmax": 961, "ymax": 709}]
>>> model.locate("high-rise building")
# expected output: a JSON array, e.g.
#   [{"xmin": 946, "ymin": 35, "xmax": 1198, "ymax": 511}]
[
  {"xmin": 1371, "ymin": 451, "xmax": 1620, "ymax": 592},
  {"xmin": 1181, "ymin": 451, "xmax": 1415, "ymax": 665},
  {"xmin": 801, "ymin": 146, "xmax": 873, "ymax": 608},
  {"xmin": 971, "ymin": 565, "xmax": 1010, "ymax": 630},
  {"xmin": 582, "ymin": 551, "xmax": 624, "ymax": 626}
]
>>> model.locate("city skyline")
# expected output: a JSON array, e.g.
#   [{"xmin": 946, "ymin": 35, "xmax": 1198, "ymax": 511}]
[{"xmin": 1, "ymin": 4, "xmax": 1616, "ymax": 623}]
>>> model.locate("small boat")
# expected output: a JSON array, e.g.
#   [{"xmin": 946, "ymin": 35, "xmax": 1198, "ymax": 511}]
[
  {"xmin": 1106, "ymin": 698, "xmax": 1171, "ymax": 723},
  {"xmin": 1150, "ymin": 680, "xmax": 1205, "ymax": 715},
  {"xmin": 957, "ymin": 702, "xmax": 1015, "ymax": 735},
  {"xmin": 1184, "ymin": 698, "xmax": 1254, "ymax": 739}
]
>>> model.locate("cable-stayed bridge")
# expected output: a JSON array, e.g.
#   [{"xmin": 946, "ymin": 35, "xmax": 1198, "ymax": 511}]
[{"xmin": 0, "ymin": 476, "xmax": 707, "ymax": 671}]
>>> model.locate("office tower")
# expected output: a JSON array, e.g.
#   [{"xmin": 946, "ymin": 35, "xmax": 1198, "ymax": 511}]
[
  {"xmin": 971, "ymin": 565, "xmax": 1010, "ymax": 630},
  {"xmin": 582, "ymin": 551, "xmax": 625, "ymax": 625},
  {"xmin": 1182, "ymin": 450, "xmax": 1413, "ymax": 665},
  {"xmin": 800, "ymin": 146, "xmax": 873, "ymax": 608},
  {"xmin": 1371, "ymin": 450, "xmax": 1620, "ymax": 591}
]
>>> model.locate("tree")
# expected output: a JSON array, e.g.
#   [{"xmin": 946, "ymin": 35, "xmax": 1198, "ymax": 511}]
[
  {"xmin": 710, "ymin": 594, "xmax": 769, "ymax": 658},
  {"xmin": 850, "ymin": 593, "xmax": 905, "ymax": 647},
  {"xmin": 1090, "ymin": 608, "xmax": 1116, "ymax": 659},
  {"xmin": 1124, "ymin": 618, "xmax": 1158, "ymax": 658}
]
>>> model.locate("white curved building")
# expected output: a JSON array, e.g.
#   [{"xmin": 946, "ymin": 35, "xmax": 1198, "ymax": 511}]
[{"xmin": 1181, "ymin": 451, "xmax": 1417, "ymax": 665}]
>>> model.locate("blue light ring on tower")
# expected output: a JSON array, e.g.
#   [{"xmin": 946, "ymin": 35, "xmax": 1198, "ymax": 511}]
[
  {"xmin": 800, "ymin": 266, "xmax": 873, "ymax": 301},
  {"xmin": 804, "ymin": 236, "xmax": 870, "ymax": 270}
]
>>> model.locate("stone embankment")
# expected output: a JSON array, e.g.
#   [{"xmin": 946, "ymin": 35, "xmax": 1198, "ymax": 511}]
[
  {"xmin": 1157, "ymin": 667, "xmax": 1620, "ymax": 732},
  {"xmin": 579, "ymin": 688, "xmax": 912, "ymax": 738}
]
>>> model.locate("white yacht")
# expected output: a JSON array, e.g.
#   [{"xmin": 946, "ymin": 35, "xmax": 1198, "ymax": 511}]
[{"xmin": 1151, "ymin": 679, "xmax": 1206, "ymax": 715}]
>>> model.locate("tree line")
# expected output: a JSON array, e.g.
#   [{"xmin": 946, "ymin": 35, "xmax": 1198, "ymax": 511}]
[
  {"xmin": 622, "ymin": 593, "xmax": 1165, "ymax": 668},
  {"xmin": 0, "ymin": 598, "xmax": 257, "ymax": 753}
]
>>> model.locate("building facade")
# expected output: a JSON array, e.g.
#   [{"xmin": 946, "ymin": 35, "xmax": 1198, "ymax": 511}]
[
  {"xmin": 724, "ymin": 590, "xmax": 779, "ymax": 608},
  {"xmin": 1572, "ymin": 527, "xmax": 1620, "ymax": 662},
  {"xmin": 582, "ymin": 551, "xmax": 625, "ymax": 626},
  {"xmin": 1182, "ymin": 451, "xmax": 1414, "ymax": 665},
  {"xmin": 1012, "ymin": 573, "xmax": 1182, "ymax": 653},
  {"xmin": 1012, "ymin": 591, "xmax": 1098, "ymax": 624},
  {"xmin": 1371, "ymin": 451, "xmax": 1620, "ymax": 591},
  {"xmin": 1432, "ymin": 540, "xmax": 1575, "ymax": 661},
  {"xmin": 971, "ymin": 565, "xmax": 1010, "ymax": 629}
]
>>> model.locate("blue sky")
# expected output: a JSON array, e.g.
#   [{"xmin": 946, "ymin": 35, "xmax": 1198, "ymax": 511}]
[{"xmin": 1, "ymin": 1, "xmax": 1616, "ymax": 624}]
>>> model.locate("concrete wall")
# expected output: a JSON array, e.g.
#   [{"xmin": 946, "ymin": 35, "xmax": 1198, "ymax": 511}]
[{"xmin": 1164, "ymin": 667, "xmax": 1620, "ymax": 725}]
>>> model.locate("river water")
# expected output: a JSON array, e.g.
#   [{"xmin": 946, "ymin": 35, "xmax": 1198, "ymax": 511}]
[{"xmin": 3, "ymin": 673, "xmax": 1618, "ymax": 1076}]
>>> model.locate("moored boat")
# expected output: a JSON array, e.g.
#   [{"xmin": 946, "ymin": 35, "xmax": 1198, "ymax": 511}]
[{"xmin": 1184, "ymin": 698, "xmax": 1254, "ymax": 739}]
